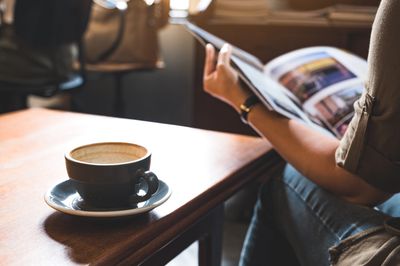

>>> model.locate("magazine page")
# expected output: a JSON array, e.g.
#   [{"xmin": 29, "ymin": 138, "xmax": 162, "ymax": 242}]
[
  {"xmin": 231, "ymin": 56, "xmax": 315, "ymax": 125},
  {"xmin": 184, "ymin": 21, "xmax": 318, "ymax": 126},
  {"xmin": 302, "ymin": 79, "xmax": 363, "ymax": 137},
  {"xmin": 264, "ymin": 46, "xmax": 367, "ymax": 137}
]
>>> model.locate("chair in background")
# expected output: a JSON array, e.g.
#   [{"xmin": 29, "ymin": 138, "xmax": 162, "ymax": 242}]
[{"xmin": 85, "ymin": 60, "xmax": 164, "ymax": 117}]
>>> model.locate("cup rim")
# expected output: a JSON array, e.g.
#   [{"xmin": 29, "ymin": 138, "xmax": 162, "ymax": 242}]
[{"xmin": 65, "ymin": 142, "xmax": 151, "ymax": 166}]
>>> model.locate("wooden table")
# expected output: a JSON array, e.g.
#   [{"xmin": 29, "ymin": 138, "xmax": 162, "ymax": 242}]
[{"xmin": 0, "ymin": 109, "xmax": 280, "ymax": 265}]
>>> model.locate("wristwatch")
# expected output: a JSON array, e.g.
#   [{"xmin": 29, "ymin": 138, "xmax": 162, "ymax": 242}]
[{"xmin": 239, "ymin": 95, "xmax": 260, "ymax": 124}]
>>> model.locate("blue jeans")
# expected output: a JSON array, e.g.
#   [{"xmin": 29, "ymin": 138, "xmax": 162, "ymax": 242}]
[{"xmin": 239, "ymin": 164, "xmax": 400, "ymax": 266}]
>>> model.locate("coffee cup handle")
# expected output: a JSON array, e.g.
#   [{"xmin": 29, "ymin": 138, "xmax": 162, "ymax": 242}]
[{"xmin": 130, "ymin": 170, "xmax": 159, "ymax": 203}]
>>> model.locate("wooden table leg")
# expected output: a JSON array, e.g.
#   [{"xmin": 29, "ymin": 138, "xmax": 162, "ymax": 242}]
[
  {"xmin": 140, "ymin": 204, "xmax": 224, "ymax": 266},
  {"xmin": 198, "ymin": 204, "xmax": 224, "ymax": 266}
]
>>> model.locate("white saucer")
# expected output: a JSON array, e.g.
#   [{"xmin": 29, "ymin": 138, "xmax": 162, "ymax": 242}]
[{"xmin": 44, "ymin": 179, "xmax": 171, "ymax": 217}]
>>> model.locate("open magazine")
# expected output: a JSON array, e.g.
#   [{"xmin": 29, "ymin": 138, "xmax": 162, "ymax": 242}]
[{"xmin": 184, "ymin": 21, "xmax": 367, "ymax": 138}]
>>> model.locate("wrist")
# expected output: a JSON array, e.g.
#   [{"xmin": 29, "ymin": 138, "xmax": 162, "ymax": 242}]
[
  {"xmin": 239, "ymin": 95, "xmax": 260, "ymax": 124},
  {"xmin": 232, "ymin": 89, "xmax": 252, "ymax": 113}
]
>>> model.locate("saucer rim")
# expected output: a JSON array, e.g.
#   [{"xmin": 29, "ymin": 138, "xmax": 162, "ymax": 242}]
[{"xmin": 44, "ymin": 179, "xmax": 172, "ymax": 217}]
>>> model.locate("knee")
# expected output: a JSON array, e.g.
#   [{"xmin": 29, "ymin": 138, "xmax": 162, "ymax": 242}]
[
  {"xmin": 280, "ymin": 164, "xmax": 318, "ymax": 192},
  {"xmin": 258, "ymin": 164, "xmax": 317, "ymax": 208},
  {"xmin": 258, "ymin": 164, "xmax": 303, "ymax": 199},
  {"xmin": 282, "ymin": 164, "xmax": 305, "ymax": 184}
]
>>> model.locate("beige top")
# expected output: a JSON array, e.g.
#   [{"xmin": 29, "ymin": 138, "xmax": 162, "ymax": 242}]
[
  {"xmin": 336, "ymin": 0, "xmax": 400, "ymax": 193},
  {"xmin": 333, "ymin": 0, "xmax": 400, "ymax": 264}
]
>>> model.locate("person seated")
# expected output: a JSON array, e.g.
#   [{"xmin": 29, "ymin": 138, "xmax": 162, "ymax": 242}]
[
  {"xmin": 202, "ymin": 0, "xmax": 400, "ymax": 264},
  {"xmin": 0, "ymin": 0, "xmax": 90, "ymax": 113},
  {"xmin": 0, "ymin": 0, "xmax": 76, "ymax": 87}
]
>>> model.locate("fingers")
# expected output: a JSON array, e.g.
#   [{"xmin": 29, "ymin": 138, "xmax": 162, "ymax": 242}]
[
  {"xmin": 204, "ymin": 43, "xmax": 216, "ymax": 76},
  {"xmin": 217, "ymin": 43, "xmax": 232, "ymax": 67}
]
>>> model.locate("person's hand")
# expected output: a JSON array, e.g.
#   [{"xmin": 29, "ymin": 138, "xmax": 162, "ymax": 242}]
[{"xmin": 203, "ymin": 43, "xmax": 251, "ymax": 113}]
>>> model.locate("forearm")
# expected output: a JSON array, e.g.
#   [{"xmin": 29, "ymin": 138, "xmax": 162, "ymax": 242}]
[{"xmin": 247, "ymin": 104, "xmax": 391, "ymax": 205}]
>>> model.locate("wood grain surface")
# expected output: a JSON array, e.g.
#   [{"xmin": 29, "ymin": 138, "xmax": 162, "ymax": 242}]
[{"xmin": 0, "ymin": 108, "xmax": 277, "ymax": 265}]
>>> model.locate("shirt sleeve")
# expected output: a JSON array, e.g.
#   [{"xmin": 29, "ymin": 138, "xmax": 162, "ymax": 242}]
[{"xmin": 335, "ymin": 0, "xmax": 400, "ymax": 193}]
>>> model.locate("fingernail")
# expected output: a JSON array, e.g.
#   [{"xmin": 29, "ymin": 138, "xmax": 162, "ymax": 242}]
[
  {"xmin": 221, "ymin": 43, "xmax": 231, "ymax": 53},
  {"xmin": 220, "ymin": 45, "xmax": 228, "ymax": 53}
]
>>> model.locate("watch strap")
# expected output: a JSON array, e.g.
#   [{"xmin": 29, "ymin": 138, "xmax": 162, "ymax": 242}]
[{"xmin": 239, "ymin": 95, "xmax": 260, "ymax": 124}]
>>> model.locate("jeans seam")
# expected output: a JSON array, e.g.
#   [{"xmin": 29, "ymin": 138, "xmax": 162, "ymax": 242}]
[{"xmin": 276, "ymin": 178, "xmax": 341, "ymax": 242}]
